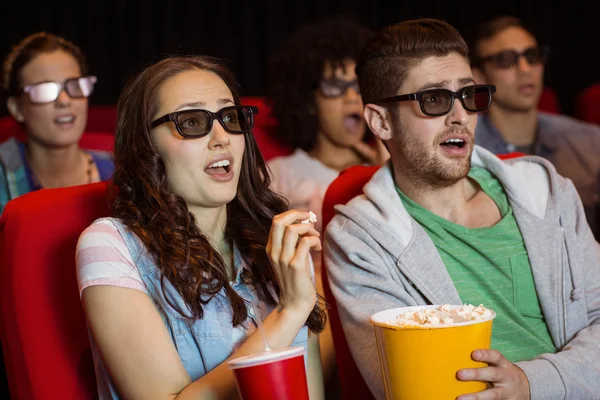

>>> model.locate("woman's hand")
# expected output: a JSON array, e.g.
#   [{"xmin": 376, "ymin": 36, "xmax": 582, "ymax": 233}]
[
  {"xmin": 352, "ymin": 137, "xmax": 390, "ymax": 165},
  {"xmin": 266, "ymin": 210, "xmax": 321, "ymax": 317}
]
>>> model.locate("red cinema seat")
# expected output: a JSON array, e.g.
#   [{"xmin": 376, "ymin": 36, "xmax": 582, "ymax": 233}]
[
  {"xmin": 538, "ymin": 87, "xmax": 560, "ymax": 114},
  {"xmin": 575, "ymin": 83, "xmax": 600, "ymax": 126},
  {"xmin": 86, "ymin": 105, "xmax": 117, "ymax": 133},
  {"xmin": 321, "ymin": 165, "xmax": 379, "ymax": 400},
  {"xmin": 0, "ymin": 182, "xmax": 111, "ymax": 399},
  {"xmin": 240, "ymin": 96, "xmax": 292, "ymax": 161}
]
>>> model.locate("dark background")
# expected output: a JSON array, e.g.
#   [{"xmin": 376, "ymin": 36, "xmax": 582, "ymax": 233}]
[{"xmin": 1, "ymin": 0, "xmax": 598, "ymax": 117}]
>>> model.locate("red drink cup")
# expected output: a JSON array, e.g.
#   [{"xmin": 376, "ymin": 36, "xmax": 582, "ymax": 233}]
[{"xmin": 228, "ymin": 346, "xmax": 309, "ymax": 400}]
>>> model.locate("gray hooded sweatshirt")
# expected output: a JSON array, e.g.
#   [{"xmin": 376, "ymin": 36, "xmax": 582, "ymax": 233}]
[{"xmin": 324, "ymin": 145, "xmax": 600, "ymax": 400}]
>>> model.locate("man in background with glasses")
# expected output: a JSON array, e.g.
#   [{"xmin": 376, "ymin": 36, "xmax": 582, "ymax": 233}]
[
  {"xmin": 324, "ymin": 18, "xmax": 600, "ymax": 400},
  {"xmin": 471, "ymin": 15, "xmax": 600, "ymax": 239}
]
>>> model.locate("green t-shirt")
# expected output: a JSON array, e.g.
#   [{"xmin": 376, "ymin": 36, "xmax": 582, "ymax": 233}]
[{"xmin": 397, "ymin": 167, "xmax": 556, "ymax": 362}]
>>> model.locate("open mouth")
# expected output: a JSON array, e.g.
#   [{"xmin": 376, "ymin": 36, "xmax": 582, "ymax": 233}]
[
  {"xmin": 440, "ymin": 138, "xmax": 466, "ymax": 149},
  {"xmin": 55, "ymin": 115, "xmax": 75, "ymax": 124},
  {"xmin": 206, "ymin": 159, "xmax": 231, "ymax": 174},
  {"xmin": 343, "ymin": 112, "xmax": 363, "ymax": 131}
]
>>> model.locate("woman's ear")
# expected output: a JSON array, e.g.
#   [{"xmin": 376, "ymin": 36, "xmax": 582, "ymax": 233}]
[
  {"xmin": 364, "ymin": 104, "xmax": 395, "ymax": 141},
  {"xmin": 7, "ymin": 97, "xmax": 25, "ymax": 123}
]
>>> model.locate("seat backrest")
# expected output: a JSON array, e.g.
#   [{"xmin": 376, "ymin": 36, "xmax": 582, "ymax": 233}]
[
  {"xmin": 79, "ymin": 131, "xmax": 114, "ymax": 152},
  {"xmin": 0, "ymin": 181, "xmax": 111, "ymax": 399},
  {"xmin": 538, "ymin": 86, "xmax": 561, "ymax": 114},
  {"xmin": 321, "ymin": 165, "xmax": 379, "ymax": 400},
  {"xmin": 498, "ymin": 151, "xmax": 526, "ymax": 160},
  {"xmin": 575, "ymin": 83, "xmax": 600, "ymax": 126},
  {"xmin": 240, "ymin": 96, "xmax": 292, "ymax": 161},
  {"xmin": 87, "ymin": 105, "xmax": 117, "ymax": 133}
]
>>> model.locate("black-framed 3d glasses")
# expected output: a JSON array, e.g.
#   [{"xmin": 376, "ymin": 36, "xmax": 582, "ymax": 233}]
[
  {"xmin": 475, "ymin": 46, "xmax": 549, "ymax": 69},
  {"xmin": 375, "ymin": 84, "xmax": 496, "ymax": 117},
  {"xmin": 150, "ymin": 105, "xmax": 258, "ymax": 138},
  {"xmin": 22, "ymin": 76, "xmax": 97, "ymax": 104},
  {"xmin": 318, "ymin": 78, "xmax": 360, "ymax": 98}
]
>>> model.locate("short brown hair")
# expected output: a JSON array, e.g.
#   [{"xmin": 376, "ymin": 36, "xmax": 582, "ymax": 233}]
[
  {"xmin": 470, "ymin": 16, "xmax": 534, "ymax": 62},
  {"xmin": 356, "ymin": 18, "xmax": 469, "ymax": 105},
  {"xmin": 2, "ymin": 32, "xmax": 88, "ymax": 98}
]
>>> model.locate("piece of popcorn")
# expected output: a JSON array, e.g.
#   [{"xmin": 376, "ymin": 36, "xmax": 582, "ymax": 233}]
[{"xmin": 300, "ymin": 211, "xmax": 318, "ymax": 224}]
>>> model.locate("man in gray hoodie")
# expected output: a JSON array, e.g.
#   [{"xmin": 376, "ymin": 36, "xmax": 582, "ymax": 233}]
[{"xmin": 324, "ymin": 18, "xmax": 600, "ymax": 400}]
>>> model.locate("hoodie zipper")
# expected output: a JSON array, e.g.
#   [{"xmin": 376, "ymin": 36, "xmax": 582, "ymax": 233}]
[{"xmin": 558, "ymin": 218, "xmax": 569, "ymax": 346}]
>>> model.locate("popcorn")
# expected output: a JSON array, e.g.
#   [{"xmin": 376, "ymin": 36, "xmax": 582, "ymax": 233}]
[
  {"xmin": 383, "ymin": 304, "xmax": 493, "ymax": 327},
  {"xmin": 300, "ymin": 211, "xmax": 317, "ymax": 224}
]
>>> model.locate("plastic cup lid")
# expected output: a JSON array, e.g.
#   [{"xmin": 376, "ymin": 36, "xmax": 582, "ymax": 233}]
[{"xmin": 228, "ymin": 346, "xmax": 305, "ymax": 369}]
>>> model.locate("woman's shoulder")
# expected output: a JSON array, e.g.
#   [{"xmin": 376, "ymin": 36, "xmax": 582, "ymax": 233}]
[
  {"xmin": 0, "ymin": 137, "xmax": 26, "ymax": 172},
  {"xmin": 88, "ymin": 150, "xmax": 115, "ymax": 181},
  {"xmin": 77, "ymin": 217, "xmax": 148, "ymax": 296},
  {"xmin": 78, "ymin": 218, "xmax": 124, "ymax": 248}
]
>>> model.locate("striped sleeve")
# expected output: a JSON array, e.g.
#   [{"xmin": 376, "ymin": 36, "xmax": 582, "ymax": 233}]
[{"xmin": 76, "ymin": 219, "xmax": 148, "ymax": 297}]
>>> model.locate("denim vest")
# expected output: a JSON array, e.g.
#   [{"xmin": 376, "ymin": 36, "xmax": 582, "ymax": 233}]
[{"xmin": 90, "ymin": 218, "xmax": 309, "ymax": 399}]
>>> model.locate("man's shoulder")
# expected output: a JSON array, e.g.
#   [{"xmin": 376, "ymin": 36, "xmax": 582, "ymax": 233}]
[{"xmin": 539, "ymin": 112, "xmax": 600, "ymax": 136}]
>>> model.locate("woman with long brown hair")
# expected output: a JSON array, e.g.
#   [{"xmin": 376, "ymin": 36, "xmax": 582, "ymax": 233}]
[{"xmin": 76, "ymin": 55, "xmax": 325, "ymax": 399}]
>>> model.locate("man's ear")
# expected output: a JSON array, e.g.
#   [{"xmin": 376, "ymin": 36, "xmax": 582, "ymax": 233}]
[
  {"xmin": 471, "ymin": 66, "xmax": 487, "ymax": 85},
  {"xmin": 364, "ymin": 103, "xmax": 395, "ymax": 141},
  {"xmin": 7, "ymin": 97, "xmax": 25, "ymax": 123}
]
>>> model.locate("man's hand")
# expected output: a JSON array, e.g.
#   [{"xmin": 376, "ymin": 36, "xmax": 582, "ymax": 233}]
[{"xmin": 456, "ymin": 349, "xmax": 530, "ymax": 400}]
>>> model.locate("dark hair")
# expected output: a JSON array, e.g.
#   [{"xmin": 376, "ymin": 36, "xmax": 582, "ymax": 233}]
[
  {"xmin": 356, "ymin": 18, "xmax": 469, "ymax": 106},
  {"xmin": 2, "ymin": 32, "xmax": 88, "ymax": 97},
  {"xmin": 112, "ymin": 55, "xmax": 325, "ymax": 332},
  {"xmin": 268, "ymin": 17, "xmax": 372, "ymax": 151},
  {"xmin": 469, "ymin": 16, "xmax": 534, "ymax": 62}
]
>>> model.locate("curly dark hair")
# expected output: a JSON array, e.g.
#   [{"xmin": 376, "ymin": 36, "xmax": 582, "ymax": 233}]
[
  {"xmin": 2, "ymin": 32, "xmax": 87, "ymax": 98},
  {"xmin": 111, "ymin": 55, "xmax": 325, "ymax": 332},
  {"xmin": 268, "ymin": 17, "xmax": 372, "ymax": 151}
]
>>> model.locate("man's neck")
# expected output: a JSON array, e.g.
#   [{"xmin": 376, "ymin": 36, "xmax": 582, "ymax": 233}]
[
  {"xmin": 488, "ymin": 105, "xmax": 539, "ymax": 147},
  {"xmin": 393, "ymin": 166, "xmax": 502, "ymax": 229},
  {"xmin": 395, "ymin": 173, "xmax": 479, "ymax": 223},
  {"xmin": 308, "ymin": 130, "xmax": 363, "ymax": 172}
]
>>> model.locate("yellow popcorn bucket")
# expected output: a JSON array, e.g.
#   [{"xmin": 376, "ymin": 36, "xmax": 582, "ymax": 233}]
[{"xmin": 370, "ymin": 305, "xmax": 496, "ymax": 400}]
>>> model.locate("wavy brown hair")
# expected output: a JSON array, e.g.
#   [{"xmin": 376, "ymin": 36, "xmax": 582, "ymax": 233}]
[{"xmin": 111, "ymin": 55, "xmax": 325, "ymax": 332}]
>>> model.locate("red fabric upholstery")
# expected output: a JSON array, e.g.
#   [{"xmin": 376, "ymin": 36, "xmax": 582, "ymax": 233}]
[
  {"xmin": 79, "ymin": 132, "xmax": 114, "ymax": 152},
  {"xmin": 0, "ymin": 182, "xmax": 111, "ymax": 399},
  {"xmin": 240, "ymin": 96, "xmax": 293, "ymax": 161},
  {"xmin": 321, "ymin": 165, "xmax": 379, "ymax": 400},
  {"xmin": 498, "ymin": 152, "xmax": 526, "ymax": 160},
  {"xmin": 86, "ymin": 105, "xmax": 117, "ymax": 133},
  {"xmin": 538, "ymin": 87, "xmax": 560, "ymax": 114},
  {"xmin": 575, "ymin": 83, "xmax": 600, "ymax": 126}
]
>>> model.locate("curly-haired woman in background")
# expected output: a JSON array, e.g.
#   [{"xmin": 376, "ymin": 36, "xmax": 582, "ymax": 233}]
[
  {"xmin": 76, "ymin": 56, "xmax": 326, "ymax": 399},
  {"xmin": 267, "ymin": 18, "xmax": 387, "ymax": 235}
]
